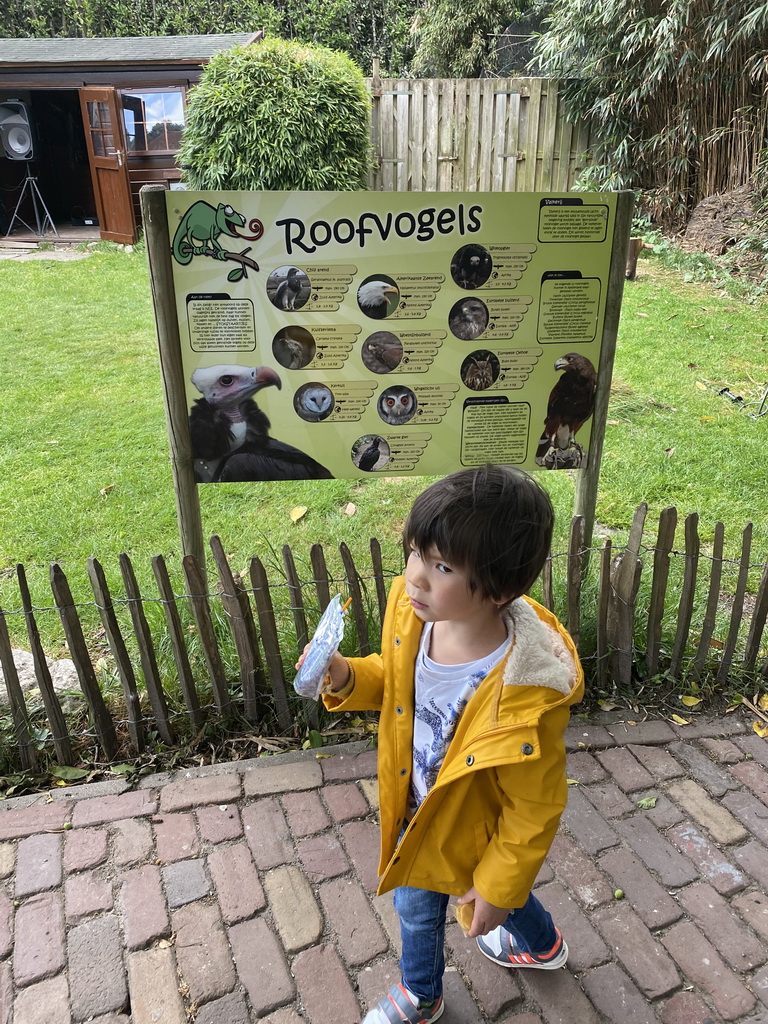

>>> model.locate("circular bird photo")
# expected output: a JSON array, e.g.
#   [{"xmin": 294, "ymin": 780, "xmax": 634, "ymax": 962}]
[
  {"xmin": 361, "ymin": 331, "xmax": 404, "ymax": 374},
  {"xmin": 461, "ymin": 350, "xmax": 500, "ymax": 391},
  {"xmin": 451, "ymin": 244, "xmax": 493, "ymax": 290},
  {"xmin": 272, "ymin": 326, "xmax": 316, "ymax": 370},
  {"xmin": 294, "ymin": 382, "xmax": 334, "ymax": 422},
  {"xmin": 377, "ymin": 385, "xmax": 418, "ymax": 425},
  {"xmin": 267, "ymin": 266, "xmax": 311, "ymax": 311},
  {"xmin": 357, "ymin": 275, "xmax": 400, "ymax": 320},
  {"xmin": 448, "ymin": 297, "xmax": 489, "ymax": 340},
  {"xmin": 352, "ymin": 434, "xmax": 390, "ymax": 472}
]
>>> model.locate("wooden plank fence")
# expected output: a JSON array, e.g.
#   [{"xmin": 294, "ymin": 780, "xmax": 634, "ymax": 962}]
[
  {"xmin": 366, "ymin": 76, "xmax": 595, "ymax": 193},
  {"xmin": 1, "ymin": 505, "xmax": 767, "ymax": 773}
]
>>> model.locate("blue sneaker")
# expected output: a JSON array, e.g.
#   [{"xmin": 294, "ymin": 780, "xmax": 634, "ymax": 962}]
[
  {"xmin": 360, "ymin": 983, "xmax": 445, "ymax": 1023},
  {"xmin": 477, "ymin": 925, "xmax": 568, "ymax": 969}
]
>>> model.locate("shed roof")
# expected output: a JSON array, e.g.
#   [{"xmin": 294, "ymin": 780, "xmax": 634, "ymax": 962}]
[{"xmin": 0, "ymin": 33, "xmax": 259, "ymax": 68}]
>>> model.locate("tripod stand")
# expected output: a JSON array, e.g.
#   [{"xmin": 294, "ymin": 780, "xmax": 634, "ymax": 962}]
[{"xmin": 5, "ymin": 165, "xmax": 58, "ymax": 237}]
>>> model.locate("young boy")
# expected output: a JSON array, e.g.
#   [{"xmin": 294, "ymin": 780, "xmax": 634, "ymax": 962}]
[{"xmin": 317, "ymin": 466, "xmax": 583, "ymax": 1024}]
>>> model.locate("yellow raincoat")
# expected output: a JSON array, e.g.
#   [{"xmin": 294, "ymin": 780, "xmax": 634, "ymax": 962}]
[{"xmin": 323, "ymin": 576, "xmax": 584, "ymax": 909}]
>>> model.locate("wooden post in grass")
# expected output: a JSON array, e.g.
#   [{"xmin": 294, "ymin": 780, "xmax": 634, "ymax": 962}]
[
  {"xmin": 574, "ymin": 190, "xmax": 636, "ymax": 558},
  {"xmin": 140, "ymin": 184, "xmax": 205, "ymax": 567}
]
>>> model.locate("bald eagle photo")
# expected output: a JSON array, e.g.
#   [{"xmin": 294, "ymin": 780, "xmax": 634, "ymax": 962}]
[
  {"xmin": 357, "ymin": 278, "xmax": 400, "ymax": 319},
  {"xmin": 189, "ymin": 364, "xmax": 333, "ymax": 482},
  {"xmin": 534, "ymin": 353, "xmax": 598, "ymax": 469}
]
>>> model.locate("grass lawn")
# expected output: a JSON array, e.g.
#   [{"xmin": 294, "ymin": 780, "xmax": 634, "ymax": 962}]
[{"xmin": 0, "ymin": 245, "xmax": 766, "ymax": 665}]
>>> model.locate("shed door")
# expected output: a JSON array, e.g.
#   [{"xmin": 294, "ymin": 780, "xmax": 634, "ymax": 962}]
[{"xmin": 79, "ymin": 87, "xmax": 137, "ymax": 244}]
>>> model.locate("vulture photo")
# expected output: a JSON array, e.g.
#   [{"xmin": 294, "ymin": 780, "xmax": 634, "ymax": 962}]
[
  {"xmin": 357, "ymin": 278, "xmax": 400, "ymax": 319},
  {"xmin": 189, "ymin": 364, "xmax": 333, "ymax": 482},
  {"xmin": 534, "ymin": 353, "xmax": 598, "ymax": 469}
]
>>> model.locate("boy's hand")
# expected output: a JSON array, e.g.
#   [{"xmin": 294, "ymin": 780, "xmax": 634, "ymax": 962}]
[
  {"xmin": 458, "ymin": 887, "xmax": 509, "ymax": 938},
  {"xmin": 294, "ymin": 647, "xmax": 350, "ymax": 692}
]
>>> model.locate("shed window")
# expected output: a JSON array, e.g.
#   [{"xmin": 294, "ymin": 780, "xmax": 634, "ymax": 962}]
[{"xmin": 122, "ymin": 89, "xmax": 185, "ymax": 153}]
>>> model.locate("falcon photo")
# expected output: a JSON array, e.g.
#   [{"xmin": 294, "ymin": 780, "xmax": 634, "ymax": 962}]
[{"xmin": 535, "ymin": 353, "xmax": 597, "ymax": 469}]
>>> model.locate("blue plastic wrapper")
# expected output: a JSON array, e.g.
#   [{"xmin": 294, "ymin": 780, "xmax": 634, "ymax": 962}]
[{"xmin": 293, "ymin": 594, "xmax": 347, "ymax": 700}]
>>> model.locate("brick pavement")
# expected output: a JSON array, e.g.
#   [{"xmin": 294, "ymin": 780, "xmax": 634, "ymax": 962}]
[{"xmin": 0, "ymin": 714, "xmax": 767, "ymax": 1023}]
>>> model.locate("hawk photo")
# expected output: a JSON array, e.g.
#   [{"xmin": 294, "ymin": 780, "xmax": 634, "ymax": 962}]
[{"xmin": 534, "ymin": 353, "xmax": 598, "ymax": 469}]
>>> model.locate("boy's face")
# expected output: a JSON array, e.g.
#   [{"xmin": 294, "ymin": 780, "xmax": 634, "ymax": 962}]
[{"xmin": 405, "ymin": 545, "xmax": 503, "ymax": 624}]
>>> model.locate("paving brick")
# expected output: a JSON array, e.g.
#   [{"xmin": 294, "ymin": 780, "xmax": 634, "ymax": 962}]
[
  {"xmin": 319, "ymin": 877, "xmax": 389, "ymax": 966},
  {"xmin": 699, "ymin": 737, "xmax": 744, "ymax": 764},
  {"xmin": 668, "ymin": 741, "xmax": 739, "ymax": 796},
  {"xmin": 0, "ymin": 893, "xmax": 11, "ymax": 959},
  {"xmin": 194, "ymin": 991, "xmax": 251, "ymax": 1024},
  {"xmin": 68, "ymin": 914, "xmax": 127, "ymax": 1019},
  {"xmin": 360, "ymin": 777, "xmax": 379, "ymax": 810},
  {"xmin": 598, "ymin": 848, "xmax": 682, "ymax": 928},
  {"xmin": 163, "ymin": 857, "xmax": 210, "ymax": 907},
  {"xmin": 497, "ymin": 1015, "xmax": 543, "ymax": 1024},
  {"xmin": 72, "ymin": 791, "xmax": 157, "ymax": 828},
  {"xmin": 613, "ymin": 814, "xmax": 700, "ymax": 887},
  {"xmin": 243, "ymin": 758, "xmax": 323, "ymax": 796},
  {"xmin": 546, "ymin": 834, "xmax": 614, "ymax": 909},
  {"xmin": 373, "ymin": 891, "xmax": 401, "ymax": 946},
  {"xmin": 534, "ymin": 880, "xmax": 609, "ymax": 971},
  {"xmin": 0, "ymin": 843, "xmax": 14, "ymax": 878},
  {"xmin": 678, "ymin": 882, "xmax": 767, "ymax": 971},
  {"xmin": 259, "ymin": 1010, "xmax": 306, "ymax": 1024},
  {"xmin": 208, "ymin": 841, "xmax": 265, "ymax": 923},
  {"xmin": 297, "ymin": 832, "xmax": 350, "ymax": 882},
  {"xmin": 0, "ymin": 962, "xmax": 10, "ymax": 1024},
  {"xmin": 440, "ymin": 970, "xmax": 485, "ymax": 1023},
  {"xmin": 627, "ymin": 743, "xmax": 686, "ymax": 781},
  {"xmin": 13, "ymin": 891, "xmax": 65, "ymax": 987},
  {"xmin": 670, "ymin": 715, "xmax": 746, "ymax": 739},
  {"xmin": 735, "ymin": 734, "xmax": 768, "ymax": 766},
  {"xmin": 580, "ymin": 963, "xmax": 659, "ymax": 1024},
  {"xmin": 667, "ymin": 821, "xmax": 748, "ymax": 895},
  {"xmin": 644, "ymin": 794, "xmax": 686, "ymax": 830},
  {"xmin": 660, "ymin": 990, "xmax": 721, "ymax": 1024},
  {"xmin": 242, "ymin": 797, "xmax": 293, "ymax": 869},
  {"xmin": 565, "ymin": 751, "xmax": 607, "ymax": 784},
  {"xmin": 668, "ymin": 779, "xmax": 749, "ymax": 844},
  {"xmin": 112, "ymin": 817, "xmax": 153, "ymax": 866},
  {"xmin": 64, "ymin": 870, "xmax": 113, "ymax": 923},
  {"xmin": 593, "ymin": 902, "xmax": 679, "ymax": 998},
  {"xmin": 0, "ymin": 801, "xmax": 71, "ymax": 841},
  {"xmin": 293, "ymin": 944, "xmax": 360, "ymax": 1024},
  {"xmin": 753, "ymin": 965, "xmax": 768, "ymax": 1009},
  {"xmin": 85, "ymin": 1015, "xmax": 131, "ymax": 1024},
  {"xmin": 731, "ymin": 760, "xmax": 768, "ymax": 803},
  {"xmin": 196, "ymin": 803, "xmax": 242, "ymax": 842},
  {"xmin": 159, "ymin": 773, "xmax": 242, "ymax": 812},
  {"xmin": 228, "ymin": 916, "xmax": 295, "ymax": 1015},
  {"xmin": 340, "ymin": 819, "xmax": 380, "ymax": 892},
  {"xmin": 596, "ymin": 747, "xmax": 655, "ymax": 792},
  {"xmin": 733, "ymin": 890, "xmax": 768, "ymax": 943},
  {"xmin": 264, "ymin": 864, "xmax": 323, "ymax": 953},
  {"xmin": 172, "ymin": 901, "xmax": 237, "ymax": 1004},
  {"xmin": 734, "ymin": 840, "xmax": 768, "ymax": 888},
  {"xmin": 519, "ymin": 966, "xmax": 603, "ymax": 1024},
  {"xmin": 321, "ymin": 747, "xmax": 378, "ymax": 781},
  {"xmin": 534, "ymin": 859, "xmax": 554, "ymax": 885},
  {"xmin": 560, "ymin": 786, "xmax": 619, "ymax": 855},
  {"xmin": 63, "ymin": 827, "xmax": 108, "ymax": 872},
  {"xmin": 581, "ymin": 782, "xmax": 634, "ymax": 818},
  {"xmin": 445, "ymin": 920, "xmax": 522, "ymax": 1018},
  {"xmin": 322, "ymin": 782, "xmax": 370, "ymax": 822},
  {"xmin": 607, "ymin": 720, "xmax": 676, "ymax": 745},
  {"xmin": 564, "ymin": 724, "xmax": 614, "ymax": 751},
  {"xmin": 15, "ymin": 833, "xmax": 62, "ymax": 897},
  {"xmin": 722, "ymin": 790, "xmax": 768, "ymax": 843},
  {"xmin": 281, "ymin": 789, "xmax": 330, "ymax": 837},
  {"xmin": 13, "ymin": 974, "xmax": 70, "ymax": 1024},
  {"xmin": 126, "ymin": 946, "xmax": 186, "ymax": 1024},
  {"xmin": 120, "ymin": 864, "xmax": 170, "ymax": 949},
  {"xmin": 661, "ymin": 920, "xmax": 756, "ymax": 1021},
  {"xmin": 355, "ymin": 957, "xmax": 400, "ymax": 1014},
  {"xmin": 153, "ymin": 812, "xmax": 200, "ymax": 862}
]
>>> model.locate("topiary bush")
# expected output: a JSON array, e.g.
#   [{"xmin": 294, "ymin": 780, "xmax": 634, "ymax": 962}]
[{"xmin": 178, "ymin": 37, "xmax": 373, "ymax": 190}]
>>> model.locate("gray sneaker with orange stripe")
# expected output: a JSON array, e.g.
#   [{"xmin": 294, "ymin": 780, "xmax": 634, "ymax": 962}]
[{"xmin": 476, "ymin": 925, "xmax": 568, "ymax": 969}]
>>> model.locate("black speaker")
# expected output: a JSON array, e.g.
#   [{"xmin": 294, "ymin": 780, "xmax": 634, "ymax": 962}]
[{"xmin": 0, "ymin": 101, "xmax": 35, "ymax": 160}]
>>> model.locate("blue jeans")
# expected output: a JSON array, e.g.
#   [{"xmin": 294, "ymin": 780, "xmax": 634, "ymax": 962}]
[{"xmin": 393, "ymin": 886, "xmax": 556, "ymax": 1004}]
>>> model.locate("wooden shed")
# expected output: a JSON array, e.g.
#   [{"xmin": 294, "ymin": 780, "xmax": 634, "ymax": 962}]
[{"xmin": 0, "ymin": 33, "xmax": 260, "ymax": 243}]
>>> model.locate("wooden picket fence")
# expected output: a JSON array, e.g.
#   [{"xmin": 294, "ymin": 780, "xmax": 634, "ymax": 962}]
[
  {"xmin": 366, "ymin": 76, "xmax": 595, "ymax": 193},
  {"xmin": 1, "ymin": 504, "xmax": 767, "ymax": 775}
]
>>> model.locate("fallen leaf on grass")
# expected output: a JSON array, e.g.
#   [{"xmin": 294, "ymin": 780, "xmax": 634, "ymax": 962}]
[
  {"xmin": 99, "ymin": 484, "xmax": 115, "ymax": 498},
  {"xmin": 665, "ymin": 447, "xmax": 675, "ymax": 456},
  {"xmin": 695, "ymin": 381, "xmax": 707, "ymax": 390},
  {"xmin": 636, "ymin": 312, "xmax": 650, "ymax": 318},
  {"xmin": 289, "ymin": 506, "xmax": 308, "ymax": 523},
  {"xmin": 759, "ymin": 695, "xmax": 768, "ymax": 712}
]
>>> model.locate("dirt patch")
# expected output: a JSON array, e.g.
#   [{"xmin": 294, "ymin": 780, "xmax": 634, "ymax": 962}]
[{"xmin": 682, "ymin": 187, "xmax": 755, "ymax": 255}]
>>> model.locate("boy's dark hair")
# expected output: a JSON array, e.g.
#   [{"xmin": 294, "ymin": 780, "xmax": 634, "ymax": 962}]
[{"xmin": 404, "ymin": 465, "xmax": 554, "ymax": 602}]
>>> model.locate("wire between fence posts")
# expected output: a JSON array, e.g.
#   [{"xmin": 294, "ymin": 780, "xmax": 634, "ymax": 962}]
[
  {"xmin": 249, "ymin": 556, "xmax": 293, "ymax": 733},
  {"xmin": 182, "ymin": 554, "xmax": 231, "ymax": 717},
  {"xmin": 50, "ymin": 563, "xmax": 118, "ymax": 762},
  {"xmin": 151, "ymin": 554, "xmax": 203, "ymax": 733},
  {"xmin": 0, "ymin": 603, "xmax": 37, "ymax": 770}
]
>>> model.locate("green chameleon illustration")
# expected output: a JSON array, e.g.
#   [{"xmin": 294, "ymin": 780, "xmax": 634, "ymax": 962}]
[{"xmin": 171, "ymin": 201, "xmax": 247, "ymax": 264}]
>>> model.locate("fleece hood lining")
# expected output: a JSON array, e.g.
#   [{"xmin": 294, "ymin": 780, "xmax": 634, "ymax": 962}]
[{"xmin": 500, "ymin": 598, "xmax": 576, "ymax": 695}]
